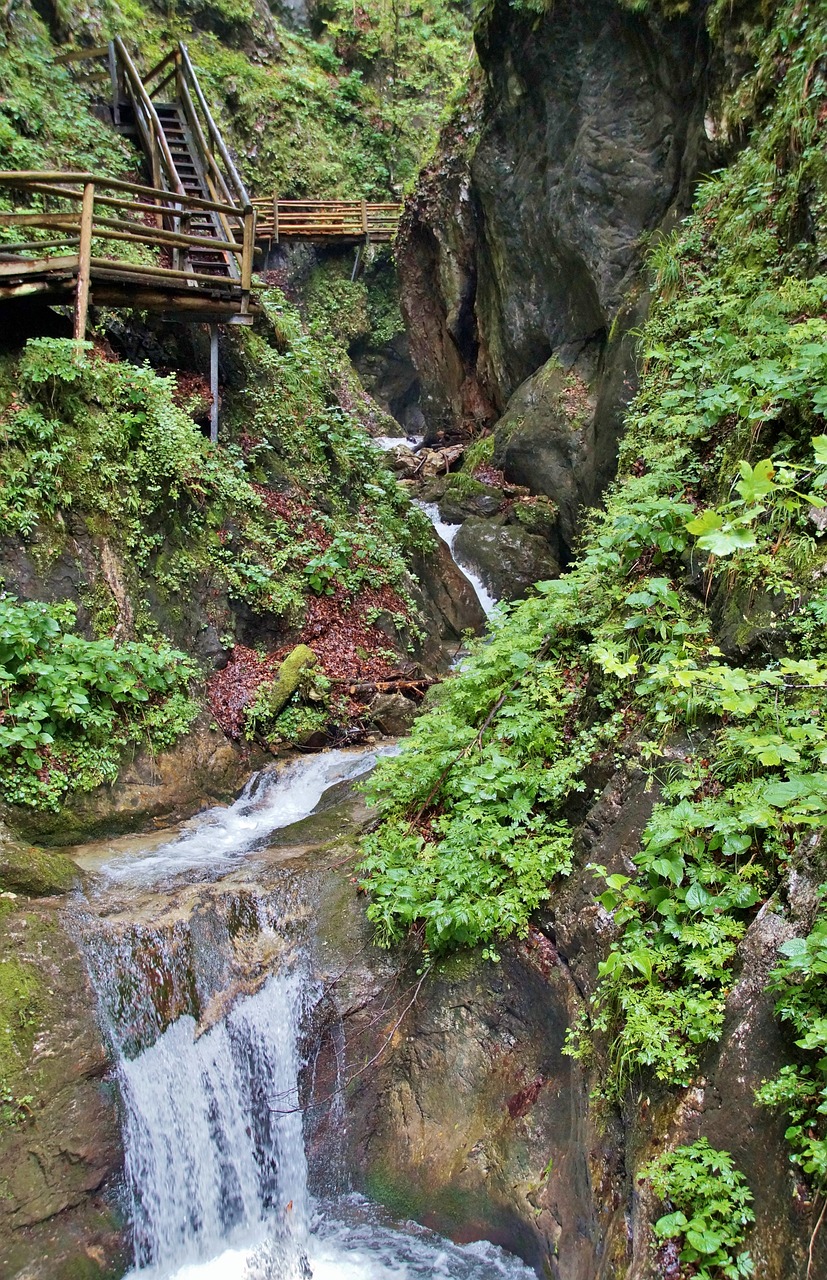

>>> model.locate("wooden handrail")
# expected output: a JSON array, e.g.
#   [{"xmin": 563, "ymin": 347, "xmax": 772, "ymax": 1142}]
[
  {"xmin": 0, "ymin": 171, "xmax": 244, "ymax": 218},
  {"xmin": 112, "ymin": 37, "xmax": 186, "ymax": 200},
  {"xmin": 178, "ymin": 44, "xmax": 252, "ymax": 212},
  {"xmin": 1, "ymin": 41, "xmax": 258, "ymax": 328},
  {"xmin": 54, "ymin": 44, "xmax": 110, "ymax": 64}
]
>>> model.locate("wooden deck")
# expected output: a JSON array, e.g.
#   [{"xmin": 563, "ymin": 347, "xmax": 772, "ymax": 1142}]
[
  {"xmin": 0, "ymin": 171, "xmax": 256, "ymax": 326},
  {"xmin": 0, "ymin": 40, "xmax": 404, "ymax": 341}
]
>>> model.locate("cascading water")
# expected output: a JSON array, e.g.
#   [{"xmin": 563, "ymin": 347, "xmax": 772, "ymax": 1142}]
[
  {"xmin": 96, "ymin": 746, "xmax": 396, "ymax": 884},
  {"xmin": 77, "ymin": 748, "xmax": 537, "ymax": 1280},
  {"xmin": 370, "ymin": 431, "xmax": 500, "ymax": 618},
  {"xmin": 119, "ymin": 971, "xmax": 312, "ymax": 1280},
  {"xmin": 415, "ymin": 502, "xmax": 498, "ymax": 619}
]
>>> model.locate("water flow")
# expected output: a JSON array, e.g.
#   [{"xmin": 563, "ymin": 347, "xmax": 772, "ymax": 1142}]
[
  {"xmin": 416, "ymin": 502, "xmax": 498, "ymax": 618},
  {"xmin": 99, "ymin": 746, "xmax": 394, "ymax": 884},
  {"xmin": 119, "ymin": 970, "xmax": 312, "ymax": 1280}
]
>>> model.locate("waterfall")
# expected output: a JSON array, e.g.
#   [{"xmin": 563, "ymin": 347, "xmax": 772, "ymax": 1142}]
[
  {"xmin": 75, "ymin": 743, "xmax": 537, "ymax": 1279},
  {"xmin": 119, "ymin": 970, "xmax": 313, "ymax": 1279},
  {"xmin": 415, "ymin": 501, "xmax": 498, "ymax": 618}
]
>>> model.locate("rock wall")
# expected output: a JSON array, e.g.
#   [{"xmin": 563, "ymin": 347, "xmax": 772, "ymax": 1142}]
[
  {"xmin": 397, "ymin": 0, "xmax": 710, "ymax": 549},
  {"xmin": 337, "ymin": 770, "xmax": 824, "ymax": 1280}
]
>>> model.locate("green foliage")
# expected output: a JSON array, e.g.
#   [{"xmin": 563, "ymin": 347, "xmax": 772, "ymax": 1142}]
[
  {"xmin": 83, "ymin": 0, "xmax": 473, "ymax": 199},
  {"xmin": 0, "ymin": 594, "xmax": 197, "ymax": 808},
  {"xmin": 755, "ymin": 895, "xmax": 827, "ymax": 1192},
  {"xmin": 0, "ymin": 16, "xmax": 131, "ymax": 176},
  {"xmin": 642, "ymin": 1139, "xmax": 755, "ymax": 1280},
  {"xmin": 359, "ymin": 0, "xmax": 827, "ymax": 1118},
  {"xmin": 461, "ymin": 434, "xmax": 496, "ymax": 472}
]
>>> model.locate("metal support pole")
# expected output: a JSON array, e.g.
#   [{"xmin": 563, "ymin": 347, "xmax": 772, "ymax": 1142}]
[
  {"xmin": 351, "ymin": 243, "xmax": 363, "ymax": 282},
  {"xmin": 210, "ymin": 325, "xmax": 219, "ymax": 444}
]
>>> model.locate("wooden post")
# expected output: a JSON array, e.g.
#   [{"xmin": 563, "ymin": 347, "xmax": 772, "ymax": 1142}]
[
  {"xmin": 209, "ymin": 325, "xmax": 219, "ymax": 444},
  {"xmin": 73, "ymin": 181, "xmax": 95, "ymax": 356},
  {"xmin": 361, "ymin": 198, "xmax": 368, "ymax": 237},
  {"xmin": 272, "ymin": 193, "xmax": 279, "ymax": 247},
  {"xmin": 240, "ymin": 208, "xmax": 254, "ymax": 314},
  {"xmin": 108, "ymin": 42, "xmax": 121, "ymax": 126}
]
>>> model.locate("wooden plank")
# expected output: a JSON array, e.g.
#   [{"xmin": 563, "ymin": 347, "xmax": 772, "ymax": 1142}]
[
  {"xmin": 0, "ymin": 254, "xmax": 79, "ymax": 277},
  {"xmin": 0, "ymin": 213, "xmax": 78, "ymax": 228},
  {"xmin": 0, "ymin": 172, "xmax": 242, "ymax": 216},
  {"xmin": 92, "ymin": 215, "xmax": 244, "ymax": 254},
  {"xmin": 89, "ymin": 257, "xmax": 241, "ymax": 289},
  {"xmin": 54, "ymin": 45, "xmax": 109, "ymax": 64},
  {"xmin": 0, "ymin": 237, "xmax": 80, "ymax": 252},
  {"xmin": 88, "ymin": 284, "xmax": 255, "ymax": 317}
]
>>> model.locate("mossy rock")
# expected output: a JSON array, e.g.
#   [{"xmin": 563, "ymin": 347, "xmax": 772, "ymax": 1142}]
[
  {"xmin": 249, "ymin": 644, "xmax": 318, "ymax": 727},
  {"xmin": 0, "ymin": 824, "xmax": 79, "ymax": 896}
]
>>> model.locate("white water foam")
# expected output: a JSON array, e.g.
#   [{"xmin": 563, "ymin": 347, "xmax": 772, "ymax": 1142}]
[
  {"xmin": 119, "ymin": 971, "xmax": 312, "ymax": 1279},
  {"xmin": 416, "ymin": 502, "xmax": 498, "ymax": 618},
  {"xmin": 99, "ymin": 746, "xmax": 395, "ymax": 883},
  {"xmin": 371, "ymin": 434, "xmax": 423, "ymax": 452}
]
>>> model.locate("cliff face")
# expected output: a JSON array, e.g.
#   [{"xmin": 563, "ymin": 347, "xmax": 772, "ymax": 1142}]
[{"xmin": 397, "ymin": 0, "xmax": 709, "ymax": 548}]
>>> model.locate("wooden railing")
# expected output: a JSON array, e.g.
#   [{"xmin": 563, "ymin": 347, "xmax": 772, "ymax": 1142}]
[
  {"xmin": 252, "ymin": 198, "xmax": 401, "ymax": 244},
  {"xmin": 56, "ymin": 39, "xmax": 255, "ymax": 292},
  {"xmin": 0, "ymin": 171, "xmax": 254, "ymax": 334}
]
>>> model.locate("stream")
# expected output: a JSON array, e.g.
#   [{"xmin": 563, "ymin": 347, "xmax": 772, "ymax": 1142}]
[
  {"xmin": 371, "ymin": 433, "xmax": 499, "ymax": 618},
  {"xmin": 59, "ymin": 439, "xmax": 523, "ymax": 1279},
  {"xmin": 74, "ymin": 743, "xmax": 534, "ymax": 1280}
]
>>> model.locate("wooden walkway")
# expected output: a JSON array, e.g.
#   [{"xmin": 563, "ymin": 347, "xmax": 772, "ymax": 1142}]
[
  {"xmin": 253, "ymin": 199, "xmax": 401, "ymax": 246},
  {"xmin": 0, "ymin": 40, "xmax": 256, "ymax": 331},
  {"xmin": 0, "ymin": 40, "xmax": 404, "ymax": 339}
]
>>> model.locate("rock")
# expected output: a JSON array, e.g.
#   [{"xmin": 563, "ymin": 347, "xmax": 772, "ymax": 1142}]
[
  {"xmin": 0, "ymin": 824, "xmax": 79, "ymax": 896},
  {"xmin": 1, "ymin": 714, "xmax": 269, "ymax": 847},
  {"xmin": 0, "ymin": 902, "xmax": 124, "ymax": 1280},
  {"xmin": 397, "ymin": 0, "xmax": 709, "ymax": 517},
  {"xmin": 507, "ymin": 493, "xmax": 561, "ymax": 545},
  {"xmin": 368, "ymin": 693, "xmax": 419, "ymax": 735},
  {"xmin": 380, "ymin": 443, "xmax": 422, "ymax": 477},
  {"xmin": 409, "ymin": 537, "xmax": 486, "ymax": 648},
  {"xmin": 437, "ymin": 479, "xmax": 505, "ymax": 523},
  {"xmin": 494, "ymin": 357, "xmax": 595, "ymax": 551},
  {"xmin": 453, "ymin": 518, "xmax": 560, "ymax": 601}
]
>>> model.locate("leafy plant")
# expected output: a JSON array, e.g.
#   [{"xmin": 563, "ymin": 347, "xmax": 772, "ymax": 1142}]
[
  {"xmin": 0, "ymin": 594, "xmax": 197, "ymax": 809},
  {"xmin": 642, "ymin": 1139, "xmax": 755, "ymax": 1279},
  {"xmin": 755, "ymin": 896, "xmax": 827, "ymax": 1194}
]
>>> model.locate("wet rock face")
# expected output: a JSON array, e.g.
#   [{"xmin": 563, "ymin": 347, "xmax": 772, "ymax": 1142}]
[
  {"xmin": 336, "ymin": 768, "xmax": 822, "ymax": 1280},
  {"xmin": 453, "ymin": 518, "xmax": 560, "ymax": 601},
  {"xmin": 0, "ymin": 902, "xmax": 125, "ymax": 1280},
  {"xmin": 398, "ymin": 0, "xmax": 708, "ymax": 509}
]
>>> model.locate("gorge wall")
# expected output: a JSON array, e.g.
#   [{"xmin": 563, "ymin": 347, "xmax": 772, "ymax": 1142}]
[{"xmin": 398, "ymin": 0, "xmax": 709, "ymax": 551}]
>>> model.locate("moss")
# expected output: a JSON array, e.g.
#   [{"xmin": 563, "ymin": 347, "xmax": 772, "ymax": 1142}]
[
  {"xmin": 511, "ymin": 495, "xmax": 559, "ymax": 541},
  {"xmin": 445, "ymin": 473, "xmax": 488, "ymax": 499},
  {"xmin": 0, "ymin": 834, "xmax": 79, "ymax": 897},
  {"xmin": 0, "ymin": 950, "xmax": 41, "ymax": 1092},
  {"xmin": 364, "ymin": 1165, "xmax": 428, "ymax": 1221}
]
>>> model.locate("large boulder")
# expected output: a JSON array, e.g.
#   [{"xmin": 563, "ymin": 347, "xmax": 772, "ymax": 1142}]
[
  {"xmin": 397, "ymin": 0, "xmax": 709, "ymax": 512},
  {"xmin": 0, "ymin": 824, "xmax": 79, "ymax": 896},
  {"xmin": 453, "ymin": 518, "xmax": 560, "ymax": 601},
  {"xmin": 494, "ymin": 358, "xmax": 595, "ymax": 550},
  {"xmin": 410, "ymin": 536, "xmax": 487, "ymax": 646}
]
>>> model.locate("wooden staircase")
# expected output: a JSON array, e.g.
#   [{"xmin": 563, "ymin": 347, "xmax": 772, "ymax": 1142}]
[
  {"xmin": 0, "ymin": 40, "xmax": 256, "ymax": 331},
  {"xmin": 0, "ymin": 38, "xmax": 405, "ymax": 342}
]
